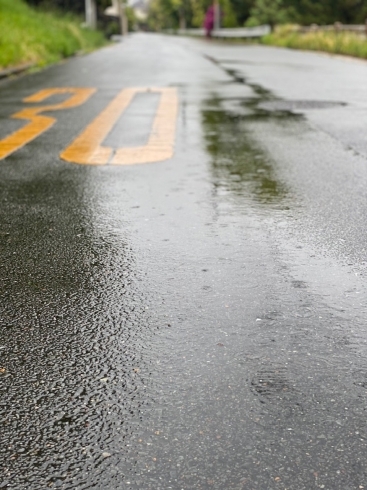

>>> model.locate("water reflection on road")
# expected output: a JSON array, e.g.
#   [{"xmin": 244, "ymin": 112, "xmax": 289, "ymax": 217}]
[
  {"xmin": 0, "ymin": 168, "xmax": 158, "ymax": 489},
  {"xmin": 202, "ymin": 92, "xmax": 290, "ymax": 208}
]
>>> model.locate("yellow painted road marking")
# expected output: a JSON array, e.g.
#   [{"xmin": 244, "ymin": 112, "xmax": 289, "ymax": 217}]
[
  {"xmin": 0, "ymin": 88, "xmax": 96, "ymax": 161},
  {"xmin": 60, "ymin": 87, "xmax": 178, "ymax": 166}
]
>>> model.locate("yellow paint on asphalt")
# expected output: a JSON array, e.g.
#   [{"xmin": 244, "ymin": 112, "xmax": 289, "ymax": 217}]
[
  {"xmin": 0, "ymin": 88, "xmax": 96, "ymax": 161},
  {"xmin": 60, "ymin": 87, "xmax": 178, "ymax": 166}
]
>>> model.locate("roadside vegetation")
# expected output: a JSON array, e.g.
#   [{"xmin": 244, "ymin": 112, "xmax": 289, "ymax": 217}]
[
  {"xmin": 262, "ymin": 25, "xmax": 367, "ymax": 60},
  {"xmin": 147, "ymin": 0, "xmax": 367, "ymax": 61},
  {"xmin": 148, "ymin": 0, "xmax": 367, "ymax": 30},
  {"xmin": 148, "ymin": 0, "xmax": 367, "ymax": 62},
  {"xmin": 0, "ymin": 0, "xmax": 107, "ymax": 70}
]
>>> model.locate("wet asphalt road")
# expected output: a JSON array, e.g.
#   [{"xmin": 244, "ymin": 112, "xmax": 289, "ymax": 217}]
[{"xmin": 1, "ymin": 34, "xmax": 367, "ymax": 489}]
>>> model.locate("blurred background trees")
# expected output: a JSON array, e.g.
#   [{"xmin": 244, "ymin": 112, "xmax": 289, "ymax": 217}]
[
  {"xmin": 24, "ymin": 0, "xmax": 137, "ymax": 34},
  {"xmin": 25, "ymin": 0, "xmax": 110, "ymax": 14},
  {"xmin": 245, "ymin": 0, "xmax": 297, "ymax": 28},
  {"xmin": 147, "ymin": 0, "xmax": 367, "ymax": 30},
  {"xmin": 22, "ymin": 0, "xmax": 367, "ymax": 31}
]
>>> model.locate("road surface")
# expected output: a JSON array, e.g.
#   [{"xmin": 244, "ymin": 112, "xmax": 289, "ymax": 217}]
[{"xmin": 1, "ymin": 34, "xmax": 367, "ymax": 489}]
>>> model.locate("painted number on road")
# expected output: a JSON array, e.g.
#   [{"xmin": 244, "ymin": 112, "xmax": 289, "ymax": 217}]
[
  {"xmin": 0, "ymin": 88, "xmax": 96, "ymax": 160},
  {"xmin": 0, "ymin": 87, "xmax": 179, "ymax": 166},
  {"xmin": 61, "ymin": 87, "xmax": 178, "ymax": 165}
]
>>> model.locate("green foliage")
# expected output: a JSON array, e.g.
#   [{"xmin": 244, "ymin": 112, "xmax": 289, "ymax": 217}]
[
  {"xmin": 262, "ymin": 26, "xmax": 367, "ymax": 59},
  {"xmin": 148, "ymin": 0, "xmax": 367, "ymax": 31},
  {"xmin": 148, "ymin": 0, "xmax": 240, "ymax": 29},
  {"xmin": 221, "ymin": 0, "xmax": 238, "ymax": 27},
  {"xmin": 229, "ymin": 0, "xmax": 254, "ymax": 26},
  {"xmin": 147, "ymin": 0, "xmax": 179, "ymax": 30},
  {"xmin": 246, "ymin": 0, "xmax": 295, "ymax": 28},
  {"xmin": 0, "ymin": 0, "xmax": 107, "ymax": 69},
  {"xmin": 282, "ymin": 0, "xmax": 367, "ymax": 25},
  {"xmin": 27, "ymin": 0, "xmax": 367, "ymax": 36},
  {"xmin": 25, "ymin": 0, "xmax": 115, "ymax": 15},
  {"xmin": 125, "ymin": 6, "xmax": 137, "ymax": 31}
]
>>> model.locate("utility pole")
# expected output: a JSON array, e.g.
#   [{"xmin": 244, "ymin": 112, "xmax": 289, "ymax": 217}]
[
  {"xmin": 104, "ymin": 0, "xmax": 128, "ymax": 37},
  {"xmin": 179, "ymin": 0, "xmax": 186, "ymax": 31},
  {"xmin": 179, "ymin": 12, "xmax": 186, "ymax": 30},
  {"xmin": 214, "ymin": 0, "xmax": 220, "ymax": 31},
  {"xmin": 85, "ymin": 0, "xmax": 97, "ymax": 29},
  {"xmin": 118, "ymin": 0, "xmax": 129, "ymax": 36}
]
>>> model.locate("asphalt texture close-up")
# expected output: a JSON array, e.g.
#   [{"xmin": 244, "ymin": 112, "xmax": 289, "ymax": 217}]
[{"xmin": 1, "ymin": 33, "xmax": 367, "ymax": 490}]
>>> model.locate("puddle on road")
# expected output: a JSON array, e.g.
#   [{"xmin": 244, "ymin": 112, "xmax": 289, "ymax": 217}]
[
  {"xmin": 202, "ymin": 93, "xmax": 291, "ymax": 209},
  {"xmin": 200, "ymin": 62, "xmax": 347, "ymax": 229},
  {"xmin": 200, "ymin": 60, "xmax": 306, "ymax": 214}
]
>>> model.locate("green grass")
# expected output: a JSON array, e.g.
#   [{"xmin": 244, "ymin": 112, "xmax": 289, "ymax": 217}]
[
  {"xmin": 0, "ymin": 0, "xmax": 107, "ymax": 70},
  {"xmin": 261, "ymin": 25, "xmax": 367, "ymax": 59}
]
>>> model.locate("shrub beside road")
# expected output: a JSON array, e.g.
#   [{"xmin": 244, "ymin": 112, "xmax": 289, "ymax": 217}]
[
  {"xmin": 262, "ymin": 24, "xmax": 367, "ymax": 60},
  {"xmin": 0, "ymin": 0, "xmax": 107, "ymax": 71}
]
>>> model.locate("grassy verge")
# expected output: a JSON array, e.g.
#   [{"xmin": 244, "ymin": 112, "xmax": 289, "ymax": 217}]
[
  {"xmin": 261, "ymin": 25, "xmax": 367, "ymax": 59},
  {"xmin": 0, "ymin": 0, "xmax": 107, "ymax": 70}
]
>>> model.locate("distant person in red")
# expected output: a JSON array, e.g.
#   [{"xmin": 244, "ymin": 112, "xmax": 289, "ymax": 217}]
[{"xmin": 204, "ymin": 4, "xmax": 215, "ymax": 38}]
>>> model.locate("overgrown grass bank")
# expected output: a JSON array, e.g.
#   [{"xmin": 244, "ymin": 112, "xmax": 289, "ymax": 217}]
[
  {"xmin": 261, "ymin": 25, "xmax": 367, "ymax": 60},
  {"xmin": 0, "ymin": 0, "xmax": 107, "ymax": 70}
]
